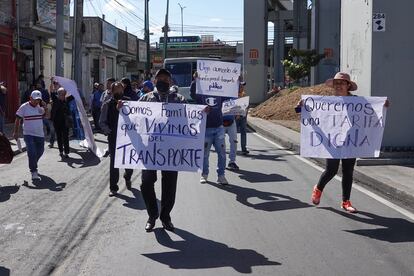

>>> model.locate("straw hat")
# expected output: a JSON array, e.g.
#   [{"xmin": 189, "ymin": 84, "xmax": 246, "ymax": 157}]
[{"xmin": 325, "ymin": 72, "xmax": 358, "ymax": 91}]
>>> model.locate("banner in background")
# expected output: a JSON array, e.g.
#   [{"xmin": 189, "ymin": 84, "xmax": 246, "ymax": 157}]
[
  {"xmin": 54, "ymin": 76, "xmax": 103, "ymax": 158},
  {"xmin": 222, "ymin": 96, "xmax": 250, "ymax": 116},
  {"xmin": 115, "ymin": 102, "xmax": 207, "ymax": 172},
  {"xmin": 196, "ymin": 60, "xmax": 240, "ymax": 98},
  {"xmin": 300, "ymin": 95, "xmax": 387, "ymax": 158}
]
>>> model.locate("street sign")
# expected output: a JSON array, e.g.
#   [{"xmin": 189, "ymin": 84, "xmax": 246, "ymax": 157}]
[{"xmin": 373, "ymin": 13, "xmax": 386, "ymax": 32}]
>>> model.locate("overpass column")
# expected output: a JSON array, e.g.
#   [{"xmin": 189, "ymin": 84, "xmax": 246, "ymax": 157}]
[
  {"xmin": 273, "ymin": 13, "xmax": 285, "ymax": 87},
  {"xmin": 243, "ymin": 0, "xmax": 268, "ymax": 104}
]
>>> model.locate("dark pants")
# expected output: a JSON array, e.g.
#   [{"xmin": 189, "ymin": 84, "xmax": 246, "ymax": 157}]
[
  {"xmin": 317, "ymin": 158, "xmax": 356, "ymax": 201},
  {"xmin": 108, "ymin": 136, "xmax": 133, "ymax": 191},
  {"xmin": 54, "ymin": 125, "xmax": 69, "ymax": 154},
  {"xmin": 236, "ymin": 116, "xmax": 247, "ymax": 152},
  {"xmin": 92, "ymin": 107, "xmax": 101, "ymax": 130},
  {"xmin": 141, "ymin": 170, "xmax": 178, "ymax": 222}
]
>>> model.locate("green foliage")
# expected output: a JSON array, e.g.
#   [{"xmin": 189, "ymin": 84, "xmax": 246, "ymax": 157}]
[{"xmin": 282, "ymin": 49, "xmax": 325, "ymax": 82}]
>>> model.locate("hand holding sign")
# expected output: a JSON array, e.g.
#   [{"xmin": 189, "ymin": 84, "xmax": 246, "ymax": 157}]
[{"xmin": 196, "ymin": 60, "xmax": 241, "ymax": 98}]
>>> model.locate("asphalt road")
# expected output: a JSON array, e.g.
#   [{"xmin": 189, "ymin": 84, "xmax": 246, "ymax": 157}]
[{"xmin": 0, "ymin": 132, "xmax": 413, "ymax": 276}]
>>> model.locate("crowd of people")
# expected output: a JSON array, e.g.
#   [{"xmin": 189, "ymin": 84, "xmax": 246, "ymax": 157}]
[{"xmin": 3, "ymin": 69, "xmax": 382, "ymax": 232}]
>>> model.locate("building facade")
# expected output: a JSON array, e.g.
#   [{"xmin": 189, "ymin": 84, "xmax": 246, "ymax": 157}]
[{"xmin": 341, "ymin": 0, "xmax": 414, "ymax": 149}]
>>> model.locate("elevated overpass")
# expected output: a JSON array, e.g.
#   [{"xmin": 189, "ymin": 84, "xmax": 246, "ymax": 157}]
[{"xmin": 244, "ymin": 0, "xmax": 309, "ymax": 104}]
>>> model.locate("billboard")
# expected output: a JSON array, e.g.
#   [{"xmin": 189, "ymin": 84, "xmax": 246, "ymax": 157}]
[
  {"xmin": 127, "ymin": 34, "xmax": 137, "ymax": 55},
  {"xmin": 102, "ymin": 21, "xmax": 118, "ymax": 49},
  {"xmin": 138, "ymin": 40, "xmax": 147, "ymax": 62},
  {"xmin": 36, "ymin": 0, "xmax": 70, "ymax": 32}
]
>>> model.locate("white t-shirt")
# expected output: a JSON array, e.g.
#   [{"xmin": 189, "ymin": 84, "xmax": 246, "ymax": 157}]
[{"xmin": 16, "ymin": 102, "xmax": 45, "ymax": 137}]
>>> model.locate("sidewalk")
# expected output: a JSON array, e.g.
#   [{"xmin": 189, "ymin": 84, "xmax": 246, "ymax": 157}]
[{"xmin": 247, "ymin": 116, "xmax": 414, "ymax": 211}]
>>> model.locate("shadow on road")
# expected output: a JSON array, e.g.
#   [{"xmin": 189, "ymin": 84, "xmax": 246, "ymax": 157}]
[
  {"xmin": 59, "ymin": 148, "xmax": 100, "ymax": 168},
  {"xmin": 0, "ymin": 185, "xmax": 20, "ymax": 203},
  {"xmin": 0, "ymin": 266, "xmax": 10, "ymax": 276},
  {"xmin": 241, "ymin": 153, "xmax": 288, "ymax": 162},
  {"xmin": 233, "ymin": 169, "xmax": 291, "ymax": 183},
  {"xmin": 143, "ymin": 228, "xmax": 281, "ymax": 273},
  {"xmin": 22, "ymin": 175, "xmax": 66, "ymax": 192},
  {"xmin": 320, "ymin": 207, "xmax": 414, "ymax": 243},
  {"xmin": 210, "ymin": 183, "xmax": 311, "ymax": 212},
  {"xmin": 114, "ymin": 187, "xmax": 147, "ymax": 210}
]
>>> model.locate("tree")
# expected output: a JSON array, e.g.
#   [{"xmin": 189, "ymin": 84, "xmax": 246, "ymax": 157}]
[{"xmin": 282, "ymin": 49, "xmax": 325, "ymax": 83}]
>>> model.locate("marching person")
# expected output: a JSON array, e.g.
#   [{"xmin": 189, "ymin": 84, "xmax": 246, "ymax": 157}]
[
  {"xmin": 138, "ymin": 68, "xmax": 187, "ymax": 232},
  {"xmin": 223, "ymin": 113, "xmax": 239, "ymax": 170},
  {"xmin": 236, "ymin": 81, "xmax": 249, "ymax": 155},
  {"xmin": 100, "ymin": 82, "xmax": 134, "ymax": 196},
  {"xmin": 101, "ymin": 78, "xmax": 116, "ymax": 103},
  {"xmin": 190, "ymin": 71, "xmax": 228, "ymax": 185},
  {"xmin": 100, "ymin": 77, "xmax": 116, "ymax": 158},
  {"xmin": 12, "ymin": 90, "xmax": 47, "ymax": 180},
  {"xmin": 121, "ymin": 77, "xmax": 139, "ymax": 101},
  {"xmin": 51, "ymin": 87, "xmax": 74, "ymax": 158},
  {"xmin": 296, "ymin": 72, "xmax": 389, "ymax": 213},
  {"xmin": 138, "ymin": 80, "xmax": 154, "ymax": 98},
  {"xmin": 90, "ymin": 83, "xmax": 104, "ymax": 132}
]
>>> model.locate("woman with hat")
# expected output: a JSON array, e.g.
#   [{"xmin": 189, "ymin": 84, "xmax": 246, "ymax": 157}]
[{"xmin": 296, "ymin": 72, "xmax": 388, "ymax": 213}]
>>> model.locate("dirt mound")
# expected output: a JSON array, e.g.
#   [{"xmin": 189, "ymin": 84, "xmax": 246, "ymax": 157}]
[{"xmin": 250, "ymin": 84, "xmax": 334, "ymax": 121}]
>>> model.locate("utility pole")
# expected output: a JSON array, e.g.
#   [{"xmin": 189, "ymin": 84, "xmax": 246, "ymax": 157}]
[
  {"xmin": 178, "ymin": 3, "xmax": 186, "ymax": 38},
  {"xmin": 55, "ymin": 0, "xmax": 64, "ymax": 76},
  {"xmin": 72, "ymin": 0, "xmax": 83, "ymax": 88},
  {"xmin": 163, "ymin": 0, "xmax": 169, "ymax": 60},
  {"xmin": 145, "ymin": 0, "xmax": 150, "ymax": 72}
]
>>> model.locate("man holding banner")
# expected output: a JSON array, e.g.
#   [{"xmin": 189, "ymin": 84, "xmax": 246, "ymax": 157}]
[
  {"xmin": 191, "ymin": 60, "xmax": 241, "ymax": 185},
  {"xmin": 139, "ymin": 69, "xmax": 187, "ymax": 232},
  {"xmin": 296, "ymin": 72, "xmax": 389, "ymax": 213},
  {"xmin": 100, "ymin": 82, "xmax": 134, "ymax": 196}
]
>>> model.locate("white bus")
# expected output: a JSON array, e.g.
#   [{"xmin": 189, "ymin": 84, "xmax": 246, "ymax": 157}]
[{"xmin": 163, "ymin": 57, "xmax": 219, "ymax": 100}]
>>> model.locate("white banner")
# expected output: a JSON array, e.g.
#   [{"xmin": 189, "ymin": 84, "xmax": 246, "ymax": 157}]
[
  {"xmin": 196, "ymin": 60, "xmax": 241, "ymax": 98},
  {"xmin": 115, "ymin": 102, "xmax": 207, "ymax": 172},
  {"xmin": 222, "ymin": 96, "xmax": 250, "ymax": 116},
  {"xmin": 300, "ymin": 95, "xmax": 387, "ymax": 158},
  {"xmin": 54, "ymin": 76, "xmax": 103, "ymax": 158}
]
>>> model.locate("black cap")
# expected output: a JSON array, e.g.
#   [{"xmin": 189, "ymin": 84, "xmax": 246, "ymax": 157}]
[{"xmin": 155, "ymin": 68, "xmax": 172, "ymax": 78}]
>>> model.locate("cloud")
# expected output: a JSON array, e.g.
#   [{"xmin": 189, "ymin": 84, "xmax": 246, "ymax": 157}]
[{"xmin": 210, "ymin": 18, "xmax": 223, "ymax": 22}]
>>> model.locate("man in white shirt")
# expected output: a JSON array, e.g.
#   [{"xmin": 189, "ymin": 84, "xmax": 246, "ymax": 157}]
[{"xmin": 13, "ymin": 90, "xmax": 46, "ymax": 180}]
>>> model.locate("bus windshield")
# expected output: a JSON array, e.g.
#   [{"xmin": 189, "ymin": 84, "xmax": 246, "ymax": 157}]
[{"xmin": 165, "ymin": 62, "xmax": 193, "ymax": 87}]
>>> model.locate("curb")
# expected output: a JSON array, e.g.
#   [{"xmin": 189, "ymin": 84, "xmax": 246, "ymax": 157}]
[{"xmin": 248, "ymin": 118, "xmax": 414, "ymax": 212}]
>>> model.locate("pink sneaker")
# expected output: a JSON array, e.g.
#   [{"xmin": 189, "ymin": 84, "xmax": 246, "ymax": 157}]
[
  {"xmin": 311, "ymin": 185, "xmax": 322, "ymax": 205},
  {"xmin": 341, "ymin": 200, "xmax": 357, "ymax": 213}
]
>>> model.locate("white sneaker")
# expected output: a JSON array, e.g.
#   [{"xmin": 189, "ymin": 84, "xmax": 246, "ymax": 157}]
[
  {"xmin": 200, "ymin": 174, "xmax": 208, "ymax": 183},
  {"xmin": 217, "ymin": 175, "xmax": 228, "ymax": 185},
  {"xmin": 31, "ymin": 172, "xmax": 41, "ymax": 181}
]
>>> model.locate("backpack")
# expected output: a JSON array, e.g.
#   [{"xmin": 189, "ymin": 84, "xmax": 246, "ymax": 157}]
[{"xmin": 0, "ymin": 134, "xmax": 13, "ymax": 164}]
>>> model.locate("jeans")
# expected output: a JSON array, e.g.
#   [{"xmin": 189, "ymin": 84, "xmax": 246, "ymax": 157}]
[
  {"xmin": 203, "ymin": 126, "xmax": 226, "ymax": 176},
  {"xmin": 24, "ymin": 135, "xmax": 45, "ymax": 173},
  {"xmin": 317, "ymin": 158, "xmax": 357, "ymax": 201},
  {"xmin": 224, "ymin": 122, "xmax": 237, "ymax": 163},
  {"xmin": 141, "ymin": 170, "xmax": 178, "ymax": 222},
  {"xmin": 236, "ymin": 116, "xmax": 247, "ymax": 152}
]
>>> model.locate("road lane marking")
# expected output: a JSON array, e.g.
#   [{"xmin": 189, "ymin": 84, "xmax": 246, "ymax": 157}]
[{"xmin": 253, "ymin": 132, "xmax": 414, "ymax": 221}]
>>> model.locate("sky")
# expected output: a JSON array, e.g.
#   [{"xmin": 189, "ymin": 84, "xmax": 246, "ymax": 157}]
[{"xmin": 72, "ymin": 0, "xmax": 247, "ymax": 44}]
